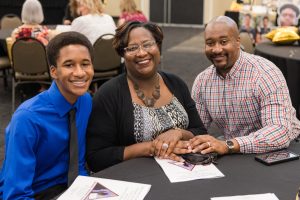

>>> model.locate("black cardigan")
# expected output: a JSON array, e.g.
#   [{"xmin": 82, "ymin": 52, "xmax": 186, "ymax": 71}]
[{"xmin": 86, "ymin": 71, "xmax": 206, "ymax": 172}]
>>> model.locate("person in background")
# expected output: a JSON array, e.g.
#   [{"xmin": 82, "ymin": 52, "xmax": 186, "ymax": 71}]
[
  {"xmin": 191, "ymin": 16, "xmax": 300, "ymax": 156},
  {"xmin": 256, "ymin": 16, "xmax": 271, "ymax": 43},
  {"xmin": 117, "ymin": 0, "xmax": 147, "ymax": 26},
  {"xmin": 277, "ymin": 3, "xmax": 300, "ymax": 27},
  {"xmin": 10, "ymin": 0, "xmax": 56, "ymax": 93},
  {"xmin": 11, "ymin": 0, "xmax": 51, "ymax": 45},
  {"xmin": 0, "ymin": 32, "xmax": 94, "ymax": 199},
  {"xmin": 239, "ymin": 13, "xmax": 256, "ymax": 45},
  {"xmin": 86, "ymin": 21, "xmax": 207, "ymax": 172},
  {"xmin": 71, "ymin": 0, "xmax": 116, "ymax": 44},
  {"xmin": 63, "ymin": 0, "xmax": 80, "ymax": 25}
]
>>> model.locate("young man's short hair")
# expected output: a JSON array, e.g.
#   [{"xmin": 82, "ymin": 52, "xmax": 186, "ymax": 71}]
[{"xmin": 46, "ymin": 31, "xmax": 94, "ymax": 67}]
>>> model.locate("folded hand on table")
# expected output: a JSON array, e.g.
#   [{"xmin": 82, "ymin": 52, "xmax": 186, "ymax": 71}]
[
  {"xmin": 152, "ymin": 128, "xmax": 183, "ymax": 159},
  {"xmin": 188, "ymin": 135, "xmax": 228, "ymax": 155}
]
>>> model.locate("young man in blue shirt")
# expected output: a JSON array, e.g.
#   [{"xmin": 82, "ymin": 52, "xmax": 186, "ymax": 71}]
[{"xmin": 0, "ymin": 31, "xmax": 94, "ymax": 199}]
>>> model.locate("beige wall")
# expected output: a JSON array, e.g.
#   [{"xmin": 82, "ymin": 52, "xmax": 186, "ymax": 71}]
[
  {"xmin": 203, "ymin": 0, "xmax": 233, "ymax": 24},
  {"xmin": 104, "ymin": 0, "xmax": 120, "ymax": 16}
]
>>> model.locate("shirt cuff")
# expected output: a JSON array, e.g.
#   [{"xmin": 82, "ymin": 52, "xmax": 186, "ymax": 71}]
[{"xmin": 235, "ymin": 136, "xmax": 255, "ymax": 153}]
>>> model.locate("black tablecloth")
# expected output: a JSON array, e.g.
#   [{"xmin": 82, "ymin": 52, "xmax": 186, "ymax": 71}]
[
  {"xmin": 255, "ymin": 41, "xmax": 300, "ymax": 118},
  {"xmin": 93, "ymin": 142, "xmax": 300, "ymax": 200}
]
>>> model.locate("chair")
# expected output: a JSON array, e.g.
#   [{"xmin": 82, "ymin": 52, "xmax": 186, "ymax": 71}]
[
  {"xmin": 92, "ymin": 34, "xmax": 122, "ymax": 90},
  {"xmin": 0, "ymin": 14, "xmax": 22, "ymax": 88},
  {"xmin": 0, "ymin": 14, "xmax": 22, "ymax": 29},
  {"xmin": 0, "ymin": 37, "xmax": 15, "ymax": 89},
  {"xmin": 0, "ymin": 56, "xmax": 10, "ymax": 88},
  {"xmin": 11, "ymin": 37, "xmax": 51, "ymax": 112},
  {"xmin": 239, "ymin": 32, "xmax": 254, "ymax": 54},
  {"xmin": 6, "ymin": 37, "xmax": 13, "ymax": 62}
]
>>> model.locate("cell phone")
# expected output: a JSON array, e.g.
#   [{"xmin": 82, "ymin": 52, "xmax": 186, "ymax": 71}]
[{"xmin": 255, "ymin": 149, "xmax": 300, "ymax": 166}]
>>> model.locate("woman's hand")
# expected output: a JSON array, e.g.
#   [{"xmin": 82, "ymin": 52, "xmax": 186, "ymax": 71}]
[
  {"xmin": 173, "ymin": 140, "xmax": 192, "ymax": 155},
  {"xmin": 153, "ymin": 128, "xmax": 183, "ymax": 158},
  {"xmin": 164, "ymin": 141, "xmax": 192, "ymax": 162},
  {"xmin": 124, "ymin": 141, "xmax": 154, "ymax": 160}
]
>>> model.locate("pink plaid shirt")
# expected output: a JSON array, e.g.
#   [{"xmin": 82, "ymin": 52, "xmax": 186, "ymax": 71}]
[{"xmin": 192, "ymin": 51, "xmax": 300, "ymax": 153}]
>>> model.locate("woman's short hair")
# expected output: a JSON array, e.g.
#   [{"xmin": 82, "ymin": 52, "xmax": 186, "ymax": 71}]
[
  {"xmin": 80, "ymin": 0, "xmax": 104, "ymax": 15},
  {"xmin": 46, "ymin": 31, "xmax": 94, "ymax": 67},
  {"xmin": 113, "ymin": 21, "xmax": 164, "ymax": 57},
  {"xmin": 21, "ymin": 0, "xmax": 44, "ymax": 24}
]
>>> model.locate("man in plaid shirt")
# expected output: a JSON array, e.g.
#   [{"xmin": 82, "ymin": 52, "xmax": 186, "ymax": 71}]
[{"xmin": 190, "ymin": 16, "xmax": 300, "ymax": 155}]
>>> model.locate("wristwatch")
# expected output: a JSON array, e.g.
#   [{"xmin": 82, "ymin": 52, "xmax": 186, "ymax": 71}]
[{"xmin": 225, "ymin": 140, "xmax": 234, "ymax": 154}]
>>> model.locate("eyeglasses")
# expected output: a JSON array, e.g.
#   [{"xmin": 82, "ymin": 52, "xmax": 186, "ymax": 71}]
[{"xmin": 124, "ymin": 41, "xmax": 156, "ymax": 55}]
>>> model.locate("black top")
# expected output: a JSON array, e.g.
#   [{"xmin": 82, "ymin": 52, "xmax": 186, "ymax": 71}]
[{"xmin": 86, "ymin": 71, "xmax": 207, "ymax": 172}]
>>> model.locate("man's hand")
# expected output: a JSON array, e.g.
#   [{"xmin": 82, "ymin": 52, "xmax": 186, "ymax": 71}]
[{"xmin": 188, "ymin": 135, "xmax": 229, "ymax": 155}]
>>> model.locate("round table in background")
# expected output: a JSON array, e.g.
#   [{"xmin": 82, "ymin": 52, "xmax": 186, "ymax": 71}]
[{"xmin": 255, "ymin": 41, "xmax": 300, "ymax": 118}]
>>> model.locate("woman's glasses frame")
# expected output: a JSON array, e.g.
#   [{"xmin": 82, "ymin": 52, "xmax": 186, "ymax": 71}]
[{"xmin": 124, "ymin": 40, "xmax": 157, "ymax": 56}]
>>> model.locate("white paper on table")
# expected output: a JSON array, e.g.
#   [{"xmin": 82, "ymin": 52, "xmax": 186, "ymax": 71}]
[
  {"xmin": 57, "ymin": 175, "xmax": 151, "ymax": 200},
  {"xmin": 155, "ymin": 157, "xmax": 224, "ymax": 183},
  {"xmin": 211, "ymin": 193, "xmax": 279, "ymax": 200}
]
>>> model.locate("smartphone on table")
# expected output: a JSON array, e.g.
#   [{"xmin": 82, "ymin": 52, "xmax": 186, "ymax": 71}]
[{"xmin": 255, "ymin": 149, "xmax": 300, "ymax": 166}]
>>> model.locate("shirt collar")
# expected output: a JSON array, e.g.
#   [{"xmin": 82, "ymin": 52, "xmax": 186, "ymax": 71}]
[{"xmin": 47, "ymin": 81, "xmax": 79, "ymax": 117}]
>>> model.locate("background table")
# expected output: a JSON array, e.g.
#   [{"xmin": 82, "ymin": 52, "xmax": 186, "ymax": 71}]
[
  {"xmin": 93, "ymin": 142, "xmax": 300, "ymax": 200},
  {"xmin": 255, "ymin": 41, "xmax": 300, "ymax": 118}
]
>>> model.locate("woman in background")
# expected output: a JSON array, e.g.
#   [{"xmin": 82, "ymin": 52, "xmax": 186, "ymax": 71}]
[
  {"xmin": 117, "ymin": 0, "xmax": 147, "ymax": 26},
  {"xmin": 71, "ymin": 0, "xmax": 116, "ymax": 44},
  {"xmin": 10, "ymin": 0, "xmax": 55, "ymax": 93},
  {"xmin": 11, "ymin": 0, "xmax": 50, "ymax": 45}
]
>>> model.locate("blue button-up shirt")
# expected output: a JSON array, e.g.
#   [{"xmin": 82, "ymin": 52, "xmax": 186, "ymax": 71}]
[{"xmin": 0, "ymin": 82, "xmax": 92, "ymax": 199}]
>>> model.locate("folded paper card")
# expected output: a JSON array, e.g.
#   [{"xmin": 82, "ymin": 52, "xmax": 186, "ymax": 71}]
[
  {"xmin": 57, "ymin": 175, "xmax": 151, "ymax": 200},
  {"xmin": 155, "ymin": 157, "xmax": 224, "ymax": 183}
]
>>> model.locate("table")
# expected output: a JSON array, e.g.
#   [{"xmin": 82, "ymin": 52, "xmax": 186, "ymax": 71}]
[
  {"xmin": 93, "ymin": 141, "xmax": 300, "ymax": 200},
  {"xmin": 255, "ymin": 41, "xmax": 300, "ymax": 118}
]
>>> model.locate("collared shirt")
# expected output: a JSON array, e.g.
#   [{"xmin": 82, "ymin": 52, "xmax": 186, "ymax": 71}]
[
  {"xmin": 0, "ymin": 82, "xmax": 92, "ymax": 199},
  {"xmin": 192, "ymin": 51, "xmax": 300, "ymax": 153}
]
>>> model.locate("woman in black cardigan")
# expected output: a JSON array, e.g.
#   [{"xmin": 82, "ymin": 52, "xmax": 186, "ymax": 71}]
[{"xmin": 86, "ymin": 21, "xmax": 207, "ymax": 172}]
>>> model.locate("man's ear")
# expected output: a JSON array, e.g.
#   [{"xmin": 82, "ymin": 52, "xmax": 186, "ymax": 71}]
[
  {"xmin": 236, "ymin": 36, "xmax": 241, "ymax": 49},
  {"xmin": 50, "ymin": 65, "xmax": 57, "ymax": 80}
]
